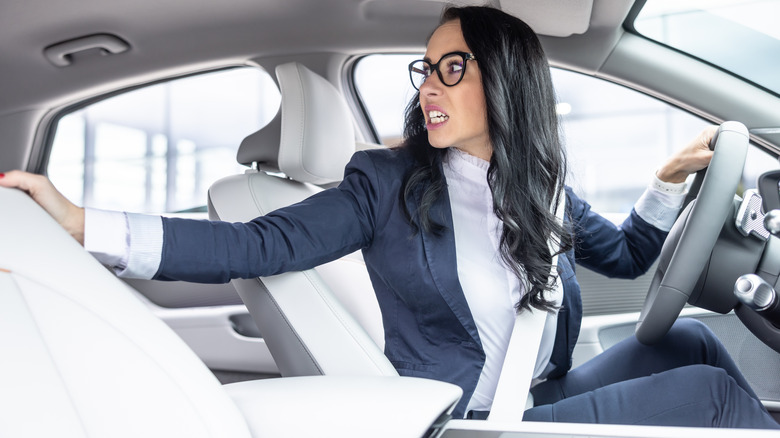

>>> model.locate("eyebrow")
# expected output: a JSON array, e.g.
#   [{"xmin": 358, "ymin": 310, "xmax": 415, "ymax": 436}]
[{"xmin": 423, "ymin": 50, "xmax": 468, "ymax": 64}]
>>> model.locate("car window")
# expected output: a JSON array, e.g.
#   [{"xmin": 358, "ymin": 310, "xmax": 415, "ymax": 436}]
[
  {"xmin": 550, "ymin": 68, "xmax": 710, "ymax": 216},
  {"xmin": 354, "ymin": 54, "xmax": 777, "ymax": 217},
  {"xmin": 47, "ymin": 67, "xmax": 280, "ymax": 214},
  {"xmin": 632, "ymin": 0, "xmax": 780, "ymax": 96},
  {"xmin": 354, "ymin": 54, "xmax": 420, "ymax": 147}
]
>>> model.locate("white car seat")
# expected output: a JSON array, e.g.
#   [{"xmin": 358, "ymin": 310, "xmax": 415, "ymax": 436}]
[
  {"xmin": 0, "ymin": 186, "xmax": 461, "ymax": 437},
  {"xmin": 207, "ymin": 62, "xmax": 395, "ymax": 377},
  {"xmin": 0, "ymin": 187, "xmax": 251, "ymax": 438}
]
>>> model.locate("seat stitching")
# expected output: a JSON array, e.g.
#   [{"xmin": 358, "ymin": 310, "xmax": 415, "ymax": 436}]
[
  {"xmin": 2, "ymin": 271, "xmax": 90, "ymax": 436},
  {"xmin": 8, "ymin": 270, "xmax": 222, "ymax": 435}
]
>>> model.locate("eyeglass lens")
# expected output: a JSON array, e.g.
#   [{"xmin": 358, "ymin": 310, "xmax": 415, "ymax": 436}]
[{"xmin": 410, "ymin": 53, "xmax": 467, "ymax": 89}]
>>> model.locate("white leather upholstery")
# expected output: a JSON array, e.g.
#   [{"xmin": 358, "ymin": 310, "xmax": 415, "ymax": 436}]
[
  {"xmin": 237, "ymin": 62, "xmax": 356, "ymax": 185},
  {"xmin": 0, "ymin": 186, "xmax": 461, "ymax": 437},
  {"xmin": 0, "ymin": 187, "xmax": 252, "ymax": 438},
  {"xmin": 225, "ymin": 376, "xmax": 461, "ymax": 438},
  {"xmin": 237, "ymin": 110, "xmax": 281, "ymax": 171},
  {"xmin": 208, "ymin": 62, "xmax": 393, "ymax": 377},
  {"xmin": 276, "ymin": 62, "xmax": 356, "ymax": 184}
]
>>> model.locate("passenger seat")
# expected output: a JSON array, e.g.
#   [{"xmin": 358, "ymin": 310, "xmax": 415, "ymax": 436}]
[
  {"xmin": 0, "ymin": 185, "xmax": 461, "ymax": 437},
  {"xmin": 207, "ymin": 62, "xmax": 394, "ymax": 378}
]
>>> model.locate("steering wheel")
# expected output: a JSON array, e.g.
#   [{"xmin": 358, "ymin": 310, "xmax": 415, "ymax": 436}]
[{"xmin": 635, "ymin": 121, "xmax": 749, "ymax": 345}]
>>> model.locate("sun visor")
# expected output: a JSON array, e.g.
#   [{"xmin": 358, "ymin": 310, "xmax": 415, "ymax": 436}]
[
  {"xmin": 364, "ymin": 0, "xmax": 593, "ymax": 37},
  {"xmin": 500, "ymin": 0, "xmax": 593, "ymax": 37}
]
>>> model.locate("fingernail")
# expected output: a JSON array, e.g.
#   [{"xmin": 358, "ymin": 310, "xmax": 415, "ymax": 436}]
[{"xmin": 0, "ymin": 173, "xmax": 5, "ymax": 178}]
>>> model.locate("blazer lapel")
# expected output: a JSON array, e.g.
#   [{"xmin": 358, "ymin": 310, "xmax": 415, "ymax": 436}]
[{"xmin": 408, "ymin": 180, "xmax": 482, "ymax": 346}]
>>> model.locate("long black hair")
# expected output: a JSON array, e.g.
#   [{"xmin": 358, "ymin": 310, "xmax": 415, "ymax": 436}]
[{"xmin": 401, "ymin": 5, "xmax": 572, "ymax": 312}]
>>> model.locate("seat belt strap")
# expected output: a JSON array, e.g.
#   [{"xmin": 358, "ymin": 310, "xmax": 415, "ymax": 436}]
[{"xmin": 488, "ymin": 192, "xmax": 565, "ymax": 422}]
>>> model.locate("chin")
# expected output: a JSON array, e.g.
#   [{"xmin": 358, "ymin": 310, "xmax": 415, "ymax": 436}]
[{"xmin": 426, "ymin": 135, "xmax": 450, "ymax": 150}]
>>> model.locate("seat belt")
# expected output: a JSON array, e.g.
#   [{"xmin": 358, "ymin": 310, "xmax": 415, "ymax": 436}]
[{"xmin": 488, "ymin": 192, "xmax": 565, "ymax": 422}]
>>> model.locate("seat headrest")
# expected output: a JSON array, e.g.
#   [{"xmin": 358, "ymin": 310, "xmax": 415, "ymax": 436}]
[
  {"xmin": 237, "ymin": 110, "xmax": 281, "ymax": 172},
  {"xmin": 237, "ymin": 62, "xmax": 356, "ymax": 185}
]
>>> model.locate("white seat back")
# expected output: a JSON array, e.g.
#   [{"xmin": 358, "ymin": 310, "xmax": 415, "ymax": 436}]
[
  {"xmin": 0, "ymin": 187, "xmax": 252, "ymax": 438},
  {"xmin": 0, "ymin": 186, "xmax": 461, "ymax": 438},
  {"xmin": 208, "ymin": 62, "xmax": 393, "ymax": 377}
]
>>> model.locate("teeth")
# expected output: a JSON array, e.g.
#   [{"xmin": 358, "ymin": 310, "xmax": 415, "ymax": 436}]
[{"xmin": 428, "ymin": 110, "xmax": 449, "ymax": 124}]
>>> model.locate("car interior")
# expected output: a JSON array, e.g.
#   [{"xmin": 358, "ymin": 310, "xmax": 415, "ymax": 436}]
[
  {"xmin": 208, "ymin": 61, "xmax": 393, "ymax": 377},
  {"xmin": 2, "ymin": 0, "xmax": 780, "ymax": 437}
]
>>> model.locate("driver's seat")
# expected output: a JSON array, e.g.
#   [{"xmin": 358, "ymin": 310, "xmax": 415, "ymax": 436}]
[{"xmin": 207, "ymin": 62, "xmax": 395, "ymax": 378}]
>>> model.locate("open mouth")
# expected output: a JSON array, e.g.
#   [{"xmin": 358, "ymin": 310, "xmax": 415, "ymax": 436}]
[{"xmin": 428, "ymin": 110, "xmax": 449, "ymax": 124}]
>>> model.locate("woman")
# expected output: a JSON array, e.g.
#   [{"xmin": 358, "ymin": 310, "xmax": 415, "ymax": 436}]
[{"xmin": 1, "ymin": 5, "xmax": 777, "ymax": 428}]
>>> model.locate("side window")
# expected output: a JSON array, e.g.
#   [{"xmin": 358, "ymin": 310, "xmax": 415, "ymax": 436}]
[
  {"xmin": 354, "ymin": 55, "xmax": 778, "ymax": 216},
  {"xmin": 47, "ymin": 67, "xmax": 281, "ymax": 214},
  {"xmin": 551, "ymin": 68, "xmax": 710, "ymax": 216},
  {"xmin": 354, "ymin": 54, "xmax": 419, "ymax": 147}
]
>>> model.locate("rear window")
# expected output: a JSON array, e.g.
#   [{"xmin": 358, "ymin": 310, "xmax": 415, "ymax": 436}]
[{"xmin": 47, "ymin": 67, "xmax": 280, "ymax": 213}]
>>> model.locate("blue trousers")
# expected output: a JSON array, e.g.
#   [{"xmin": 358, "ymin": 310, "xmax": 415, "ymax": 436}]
[{"xmin": 524, "ymin": 318, "xmax": 779, "ymax": 428}]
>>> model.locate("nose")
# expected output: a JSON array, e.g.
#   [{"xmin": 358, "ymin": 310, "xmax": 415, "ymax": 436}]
[{"xmin": 419, "ymin": 71, "xmax": 443, "ymax": 95}]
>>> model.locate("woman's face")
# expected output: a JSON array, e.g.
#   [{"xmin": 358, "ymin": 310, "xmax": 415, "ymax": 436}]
[{"xmin": 420, "ymin": 20, "xmax": 490, "ymax": 160}]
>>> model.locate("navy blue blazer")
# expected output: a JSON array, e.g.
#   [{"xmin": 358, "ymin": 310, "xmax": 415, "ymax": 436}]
[{"xmin": 155, "ymin": 147, "xmax": 667, "ymax": 418}]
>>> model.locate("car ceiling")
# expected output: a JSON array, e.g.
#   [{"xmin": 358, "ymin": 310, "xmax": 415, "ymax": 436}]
[
  {"xmin": 2, "ymin": 0, "xmax": 779, "ymax": 167},
  {"xmin": 0, "ymin": 0, "xmax": 622, "ymax": 115}
]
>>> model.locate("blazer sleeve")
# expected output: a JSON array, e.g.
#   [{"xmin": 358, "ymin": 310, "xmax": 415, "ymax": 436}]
[
  {"xmin": 568, "ymin": 186, "xmax": 668, "ymax": 279},
  {"xmin": 153, "ymin": 151, "xmax": 380, "ymax": 283}
]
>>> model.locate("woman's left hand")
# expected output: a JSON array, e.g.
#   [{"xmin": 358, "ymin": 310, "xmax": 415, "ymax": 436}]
[{"xmin": 656, "ymin": 126, "xmax": 718, "ymax": 184}]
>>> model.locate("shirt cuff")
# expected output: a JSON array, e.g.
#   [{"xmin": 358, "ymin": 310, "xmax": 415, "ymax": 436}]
[
  {"xmin": 118, "ymin": 213, "xmax": 164, "ymax": 280},
  {"xmin": 634, "ymin": 177, "xmax": 687, "ymax": 232},
  {"xmin": 84, "ymin": 208, "xmax": 129, "ymax": 269},
  {"xmin": 651, "ymin": 173, "xmax": 687, "ymax": 195}
]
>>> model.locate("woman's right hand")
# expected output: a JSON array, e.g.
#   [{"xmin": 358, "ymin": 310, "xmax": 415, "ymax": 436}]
[{"xmin": 0, "ymin": 171, "xmax": 85, "ymax": 245}]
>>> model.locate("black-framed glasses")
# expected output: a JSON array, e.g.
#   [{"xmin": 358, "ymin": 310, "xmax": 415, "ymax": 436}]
[{"xmin": 408, "ymin": 51, "xmax": 476, "ymax": 91}]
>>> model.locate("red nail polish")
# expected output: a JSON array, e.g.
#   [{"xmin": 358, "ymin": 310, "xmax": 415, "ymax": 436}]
[{"xmin": 0, "ymin": 173, "xmax": 5, "ymax": 178}]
